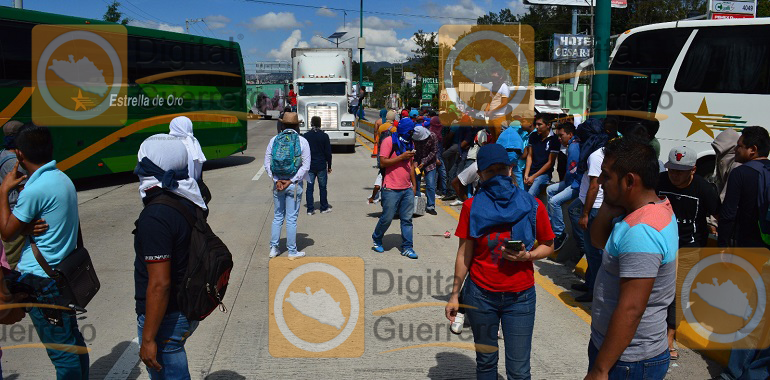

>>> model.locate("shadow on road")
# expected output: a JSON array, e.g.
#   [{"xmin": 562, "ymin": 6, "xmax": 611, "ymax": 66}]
[
  {"xmin": 427, "ymin": 351, "xmax": 495, "ymax": 379},
  {"xmin": 277, "ymin": 233, "xmax": 315, "ymax": 252},
  {"xmin": 206, "ymin": 370, "xmax": 247, "ymax": 379},
  {"xmin": 90, "ymin": 340, "xmax": 141, "ymax": 380}
]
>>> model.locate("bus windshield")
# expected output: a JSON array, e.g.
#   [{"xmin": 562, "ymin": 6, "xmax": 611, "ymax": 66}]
[{"xmin": 297, "ymin": 82, "xmax": 347, "ymax": 96}]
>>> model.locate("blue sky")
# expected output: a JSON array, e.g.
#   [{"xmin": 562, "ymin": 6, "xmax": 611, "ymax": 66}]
[{"xmin": 9, "ymin": 0, "xmax": 529, "ymax": 72}]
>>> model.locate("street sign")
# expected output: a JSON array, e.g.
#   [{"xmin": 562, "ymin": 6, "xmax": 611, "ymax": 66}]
[
  {"xmin": 711, "ymin": 0, "xmax": 756, "ymax": 14},
  {"xmin": 422, "ymin": 94, "xmax": 432, "ymax": 100},
  {"xmin": 711, "ymin": 12, "xmax": 755, "ymax": 18},
  {"xmin": 553, "ymin": 34, "xmax": 593, "ymax": 61},
  {"xmin": 353, "ymin": 81, "xmax": 374, "ymax": 93},
  {"xmin": 422, "ymin": 78, "xmax": 439, "ymax": 94}
]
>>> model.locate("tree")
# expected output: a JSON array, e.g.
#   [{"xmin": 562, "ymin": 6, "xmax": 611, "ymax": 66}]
[
  {"xmin": 103, "ymin": 1, "xmax": 130, "ymax": 25},
  {"xmin": 759, "ymin": 0, "xmax": 770, "ymax": 17},
  {"xmin": 411, "ymin": 30, "xmax": 439, "ymax": 79}
]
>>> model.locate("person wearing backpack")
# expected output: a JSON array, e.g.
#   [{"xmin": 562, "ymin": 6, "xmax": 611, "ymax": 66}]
[
  {"xmin": 265, "ymin": 112, "xmax": 311, "ymax": 259},
  {"xmin": 0, "ymin": 120, "xmax": 29, "ymax": 269}
]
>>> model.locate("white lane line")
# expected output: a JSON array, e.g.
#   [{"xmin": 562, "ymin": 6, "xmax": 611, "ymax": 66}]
[
  {"xmin": 104, "ymin": 337, "xmax": 140, "ymax": 380},
  {"xmin": 252, "ymin": 166, "xmax": 266, "ymax": 181}
]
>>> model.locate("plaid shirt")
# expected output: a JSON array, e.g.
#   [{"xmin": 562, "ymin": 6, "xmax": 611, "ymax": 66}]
[{"xmin": 414, "ymin": 132, "xmax": 439, "ymax": 172}]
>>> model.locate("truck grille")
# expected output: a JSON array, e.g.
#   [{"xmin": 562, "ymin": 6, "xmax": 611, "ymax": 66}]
[{"xmin": 307, "ymin": 105, "xmax": 338, "ymax": 130}]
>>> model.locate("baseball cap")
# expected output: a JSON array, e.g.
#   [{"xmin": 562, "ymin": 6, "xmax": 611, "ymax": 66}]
[
  {"xmin": 665, "ymin": 145, "xmax": 696, "ymax": 171},
  {"xmin": 477, "ymin": 144, "xmax": 511, "ymax": 172}
]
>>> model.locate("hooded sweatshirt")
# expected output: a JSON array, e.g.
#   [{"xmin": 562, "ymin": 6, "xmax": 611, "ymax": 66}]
[{"xmin": 712, "ymin": 128, "xmax": 741, "ymax": 201}]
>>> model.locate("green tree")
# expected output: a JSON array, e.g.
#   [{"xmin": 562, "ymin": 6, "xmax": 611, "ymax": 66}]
[
  {"xmin": 103, "ymin": 1, "xmax": 130, "ymax": 25},
  {"xmin": 759, "ymin": 0, "xmax": 770, "ymax": 17}
]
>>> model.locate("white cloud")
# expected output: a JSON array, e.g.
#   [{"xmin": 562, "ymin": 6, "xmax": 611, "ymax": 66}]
[
  {"xmin": 426, "ymin": 0, "xmax": 485, "ymax": 22},
  {"xmin": 268, "ymin": 29, "xmax": 310, "ymax": 60},
  {"xmin": 128, "ymin": 20, "xmax": 184, "ymax": 34},
  {"xmin": 204, "ymin": 15, "xmax": 231, "ymax": 30},
  {"xmin": 246, "ymin": 12, "xmax": 303, "ymax": 30},
  {"xmin": 507, "ymin": 0, "xmax": 529, "ymax": 16},
  {"xmin": 352, "ymin": 16, "xmax": 407, "ymax": 30},
  {"xmin": 316, "ymin": 6, "xmax": 337, "ymax": 18}
]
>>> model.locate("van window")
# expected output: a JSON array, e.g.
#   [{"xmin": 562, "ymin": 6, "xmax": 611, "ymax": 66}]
[{"xmin": 675, "ymin": 26, "xmax": 770, "ymax": 94}]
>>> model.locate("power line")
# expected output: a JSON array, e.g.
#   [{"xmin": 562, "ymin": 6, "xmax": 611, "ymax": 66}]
[
  {"xmin": 121, "ymin": 0, "xmax": 175, "ymax": 25},
  {"xmin": 241, "ymin": 0, "xmax": 479, "ymax": 21},
  {"xmin": 201, "ymin": 20, "xmax": 219, "ymax": 38}
]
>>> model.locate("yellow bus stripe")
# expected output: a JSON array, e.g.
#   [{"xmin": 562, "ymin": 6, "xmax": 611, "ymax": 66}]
[
  {"xmin": 0, "ymin": 87, "xmax": 35, "ymax": 125},
  {"xmin": 135, "ymin": 70, "xmax": 241, "ymax": 85}
]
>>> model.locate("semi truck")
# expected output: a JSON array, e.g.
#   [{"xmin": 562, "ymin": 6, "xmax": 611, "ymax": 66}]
[{"xmin": 291, "ymin": 48, "xmax": 356, "ymax": 151}]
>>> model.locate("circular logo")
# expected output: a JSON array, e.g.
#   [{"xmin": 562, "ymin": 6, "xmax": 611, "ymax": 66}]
[
  {"xmin": 273, "ymin": 262, "xmax": 360, "ymax": 352},
  {"xmin": 442, "ymin": 29, "xmax": 530, "ymax": 120},
  {"xmin": 681, "ymin": 253, "xmax": 766, "ymax": 343},
  {"xmin": 36, "ymin": 30, "xmax": 123, "ymax": 121}
]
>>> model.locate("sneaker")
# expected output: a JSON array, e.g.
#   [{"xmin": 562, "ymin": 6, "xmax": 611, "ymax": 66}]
[
  {"xmin": 402, "ymin": 249, "xmax": 419, "ymax": 259},
  {"xmin": 372, "ymin": 243, "xmax": 385, "ymax": 253},
  {"xmin": 554, "ymin": 233, "xmax": 569, "ymax": 251},
  {"xmin": 288, "ymin": 251, "xmax": 306, "ymax": 259},
  {"xmin": 321, "ymin": 209, "xmax": 332, "ymax": 214},
  {"xmin": 450, "ymin": 312, "xmax": 465, "ymax": 335},
  {"xmin": 575, "ymin": 293, "xmax": 593, "ymax": 303},
  {"xmin": 449, "ymin": 200, "xmax": 463, "ymax": 206},
  {"xmin": 426, "ymin": 208, "xmax": 438, "ymax": 215},
  {"xmin": 269, "ymin": 246, "xmax": 280, "ymax": 258},
  {"xmin": 498, "ymin": 325, "xmax": 503, "ymax": 340},
  {"xmin": 307, "ymin": 210, "xmax": 315, "ymax": 215},
  {"xmin": 571, "ymin": 282, "xmax": 589, "ymax": 292}
]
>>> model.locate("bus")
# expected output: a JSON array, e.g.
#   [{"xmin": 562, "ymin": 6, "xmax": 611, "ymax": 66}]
[
  {"xmin": 0, "ymin": 7, "xmax": 247, "ymax": 179},
  {"xmin": 605, "ymin": 18, "xmax": 770, "ymax": 176}
]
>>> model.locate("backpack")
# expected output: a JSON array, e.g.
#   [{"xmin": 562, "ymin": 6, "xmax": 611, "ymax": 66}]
[
  {"xmin": 146, "ymin": 194, "xmax": 233, "ymax": 321},
  {"xmin": 271, "ymin": 129, "xmax": 302, "ymax": 178},
  {"xmin": 745, "ymin": 160, "xmax": 770, "ymax": 246}
]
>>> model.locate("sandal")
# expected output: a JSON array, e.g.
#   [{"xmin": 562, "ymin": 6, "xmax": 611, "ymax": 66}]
[{"xmin": 669, "ymin": 347, "xmax": 679, "ymax": 360}]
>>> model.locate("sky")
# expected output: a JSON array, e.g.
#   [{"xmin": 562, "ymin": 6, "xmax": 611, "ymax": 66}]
[{"xmin": 8, "ymin": 0, "xmax": 529, "ymax": 73}]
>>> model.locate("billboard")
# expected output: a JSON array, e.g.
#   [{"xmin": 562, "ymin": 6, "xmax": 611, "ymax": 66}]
[
  {"xmin": 524, "ymin": 0, "xmax": 627, "ymax": 8},
  {"xmin": 553, "ymin": 34, "xmax": 593, "ymax": 61}
]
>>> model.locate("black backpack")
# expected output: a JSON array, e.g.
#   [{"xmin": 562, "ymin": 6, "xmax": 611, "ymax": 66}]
[{"xmin": 147, "ymin": 194, "xmax": 233, "ymax": 321}]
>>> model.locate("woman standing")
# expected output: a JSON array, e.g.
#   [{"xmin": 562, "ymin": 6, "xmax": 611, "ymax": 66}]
[{"xmin": 446, "ymin": 143, "xmax": 554, "ymax": 380}]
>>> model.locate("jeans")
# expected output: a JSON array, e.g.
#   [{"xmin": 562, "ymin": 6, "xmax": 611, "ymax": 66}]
[
  {"xmin": 306, "ymin": 170, "xmax": 329, "ymax": 212},
  {"xmin": 463, "ymin": 279, "xmax": 536, "ymax": 380},
  {"xmin": 443, "ymin": 145, "xmax": 460, "ymax": 196},
  {"xmin": 546, "ymin": 182, "xmax": 579, "ymax": 236},
  {"xmin": 271, "ymin": 182, "xmax": 303, "ymax": 254},
  {"xmin": 29, "ymin": 307, "xmax": 89, "ymax": 380},
  {"xmin": 437, "ymin": 148, "xmax": 447, "ymax": 194},
  {"xmin": 513, "ymin": 166, "xmax": 524, "ymax": 190},
  {"xmin": 138, "ymin": 311, "xmax": 200, "ymax": 380},
  {"xmin": 588, "ymin": 343, "xmax": 669, "ymax": 380},
  {"xmin": 721, "ymin": 348, "xmax": 770, "ymax": 380},
  {"xmin": 568, "ymin": 199, "xmax": 601, "ymax": 292},
  {"xmin": 372, "ymin": 188, "xmax": 414, "ymax": 251},
  {"xmin": 525, "ymin": 173, "xmax": 551, "ymax": 197},
  {"xmin": 415, "ymin": 169, "xmax": 437, "ymax": 210}
]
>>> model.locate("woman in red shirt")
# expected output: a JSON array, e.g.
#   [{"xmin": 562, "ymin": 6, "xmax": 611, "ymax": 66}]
[{"xmin": 445, "ymin": 143, "xmax": 554, "ymax": 379}]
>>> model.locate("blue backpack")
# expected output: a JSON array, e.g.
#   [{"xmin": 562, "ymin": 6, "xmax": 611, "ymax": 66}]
[
  {"xmin": 745, "ymin": 160, "xmax": 770, "ymax": 246},
  {"xmin": 271, "ymin": 130, "xmax": 302, "ymax": 178}
]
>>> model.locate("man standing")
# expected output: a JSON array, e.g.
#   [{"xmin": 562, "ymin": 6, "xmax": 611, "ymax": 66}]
[
  {"xmin": 546, "ymin": 123, "xmax": 581, "ymax": 251},
  {"xmin": 586, "ymin": 137, "xmax": 678, "ymax": 380},
  {"xmin": 0, "ymin": 120, "xmax": 28, "ymax": 268},
  {"xmin": 288, "ymin": 84, "xmax": 297, "ymax": 112},
  {"xmin": 304, "ymin": 116, "xmax": 332, "ymax": 215},
  {"xmin": 372, "ymin": 118, "xmax": 419, "ymax": 259},
  {"xmin": 265, "ymin": 112, "xmax": 311, "ymax": 259},
  {"xmin": 0, "ymin": 125, "xmax": 89, "ymax": 378},
  {"xmin": 413, "ymin": 126, "xmax": 439, "ymax": 215},
  {"xmin": 524, "ymin": 115, "xmax": 559, "ymax": 197}
]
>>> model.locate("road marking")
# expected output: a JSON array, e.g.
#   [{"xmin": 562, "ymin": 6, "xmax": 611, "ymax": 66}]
[
  {"xmin": 252, "ymin": 166, "xmax": 266, "ymax": 181},
  {"xmin": 356, "ymin": 135, "xmax": 373, "ymax": 153},
  {"xmin": 104, "ymin": 337, "xmax": 140, "ymax": 380}
]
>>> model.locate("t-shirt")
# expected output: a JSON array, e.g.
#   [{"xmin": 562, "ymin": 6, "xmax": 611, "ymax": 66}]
[
  {"xmin": 0, "ymin": 149, "xmax": 27, "ymax": 209},
  {"xmin": 379, "ymin": 137, "xmax": 412, "ymax": 190},
  {"xmin": 133, "ymin": 190, "xmax": 193, "ymax": 315},
  {"xmin": 455, "ymin": 197, "xmax": 555, "ymax": 293},
  {"xmin": 591, "ymin": 199, "xmax": 678, "ymax": 362},
  {"xmin": 289, "ymin": 90, "xmax": 297, "ymax": 106},
  {"xmin": 718, "ymin": 160, "xmax": 770, "ymax": 248},
  {"xmin": 657, "ymin": 173, "xmax": 719, "ymax": 247},
  {"xmin": 527, "ymin": 131, "xmax": 560, "ymax": 175},
  {"xmin": 578, "ymin": 148, "xmax": 605, "ymax": 208},
  {"xmin": 14, "ymin": 161, "xmax": 79, "ymax": 278},
  {"xmin": 457, "ymin": 161, "xmax": 479, "ymax": 187},
  {"xmin": 489, "ymin": 82, "xmax": 510, "ymax": 117}
]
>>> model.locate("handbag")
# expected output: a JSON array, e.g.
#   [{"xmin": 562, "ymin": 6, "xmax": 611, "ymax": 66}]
[{"xmin": 29, "ymin": 224, "xmax": 100, "ymax": 311}]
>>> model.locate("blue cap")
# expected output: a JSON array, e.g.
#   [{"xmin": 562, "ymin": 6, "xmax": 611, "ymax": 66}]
[
  {"xmin": 409, "ymin": 110, "xmax": 419, "ymax": 118},
  {"xmin": 477, "ymin": 144, "xmax": 511, "ymax": 172}
]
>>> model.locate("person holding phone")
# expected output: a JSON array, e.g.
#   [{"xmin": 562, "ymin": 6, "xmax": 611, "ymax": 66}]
[{"xmin": 446, "ymin": 143, "xmax": 555, "ymax": 379}]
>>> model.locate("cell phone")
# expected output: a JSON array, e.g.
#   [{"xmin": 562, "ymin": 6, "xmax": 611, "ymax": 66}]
[{"xmin": 505, "ymin": 240, "xmax": 523, "ymax": 252}]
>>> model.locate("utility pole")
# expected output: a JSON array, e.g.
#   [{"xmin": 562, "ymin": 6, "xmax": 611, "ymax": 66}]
[
  {"xmin": 185, "ymin": 18, "xmax": 204, "ymax": 34},
  {"xmin": 571, "ymin": 8, "xmax": 578, "ymax": 86},
  {"xmin": 13, "ymin": 0, "xmax": 22, "ymax": 8},
  {"xmin": 591, "ymin": 0, "xmax": 610, "ymax": 116},
  {"xmin": 358, "ymin": 0, "xmax": 364, "ymax": 112}
]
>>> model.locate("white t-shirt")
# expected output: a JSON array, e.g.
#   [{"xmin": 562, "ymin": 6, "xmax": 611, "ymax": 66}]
[
  {"xmin": 489, "ymin": 83, "xmax": 510, "ymax": 117},
  {"xmin": 578, "ymin": 148, "xmax": 604, "ymax": 208},
  {"xmin": 457, "ymin": 161, "xmax": 479, "ymax": 187}
]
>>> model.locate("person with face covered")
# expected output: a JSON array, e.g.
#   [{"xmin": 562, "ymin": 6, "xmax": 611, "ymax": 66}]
[{"xmin": 372, "ymin": 118, "xmax": 419, "ymax": 259}]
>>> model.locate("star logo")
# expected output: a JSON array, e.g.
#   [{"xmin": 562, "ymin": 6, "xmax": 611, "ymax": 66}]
[
  {"xmin": 682, "ymin": 98, "xmax": 747, "ymax": 138},
  {"xmin": 71, "ymin": 89, "xmax": 95, "ymax": 111}
]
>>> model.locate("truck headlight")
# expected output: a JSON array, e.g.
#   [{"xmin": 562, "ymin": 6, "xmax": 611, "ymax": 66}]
[{"xmin": 341, "ymin": 121, "xmax": 354, "ymax": 127}]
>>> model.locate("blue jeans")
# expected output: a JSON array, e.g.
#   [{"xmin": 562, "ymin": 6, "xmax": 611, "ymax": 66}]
[
  {"xmin": 138, "ymin": 311, "xmax": 199, "ymax": 380},
  {"xmin": 463, "ymin": 278, "xmax": 536, "ymax": 380},
  {"xmin": 546, "ymin": 182, "xmax": 579, "ymax": 236},
  {"xmin": 415, "ymin": 169, "xmax": 437, "ymax": 210},
  {"xmin": 568, "ymin": 199, "xmax": 601, "ymax": 292},
  {"xmin": 29, "ymin": 307, "xmax": 89, "ymax": 379},
  {"xmin": 437, "ymin": 147, "xmax": 447, "ymax": 194},
  {"xmin": 271, "ymin": 182, "xmax": 303, "ymax": 254},
  {"xmin": 721, "ymin": 348, "xmax": 770, "ymax": 380},
  {"xmin": 306, "ymin": 170, "xmax": 329, "ymax": 212},
  {"xmin": 372, "ymin": 188, "xmax": 414, "ymax": 251},
  {"xmin": 513, "ymin": 166, "xmax": 524, "ymax": 190},
  {"xmin": 588, "ymin": 343, "xmax": 669, "ymax": 380},
  {"xmin": 525, "ymin": 173, "xmax": 551, "ymax": 197}
]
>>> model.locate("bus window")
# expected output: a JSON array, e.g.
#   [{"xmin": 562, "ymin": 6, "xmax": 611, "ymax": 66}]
[
  {"xmin": 675, "ymin": 25, "xmax": 770, "ymax": 95},
  {"xmin": 297, "ymin": 82, "xmax": 347, "ymax": 96},
  {"xmin": 0, "ymin": 20, "xmax": 33, "ymax": 86}
]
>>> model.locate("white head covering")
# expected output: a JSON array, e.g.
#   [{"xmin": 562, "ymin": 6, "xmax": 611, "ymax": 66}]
[
  {"xmin": 412, "ymin": 126, "xmax": 430, "ymax": 141},
  {"xmin": 169, "ymin": 116, "xmax": 206, "ymax": 180},
  {"xmin": 137, "ymin": 134, "xmax": 207, "ymax": 210}
]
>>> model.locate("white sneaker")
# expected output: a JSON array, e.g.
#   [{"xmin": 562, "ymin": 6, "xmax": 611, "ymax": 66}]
[
  {"xmin": 450, "ymin": 312, "xmax": 465, "ymax": 335},
  {"xmin": 288, "ymin": 251, "xmax": 306, "ymax": 260},
  {"xmin": 321, "ymin": 209, "xmax": 332, "ymax": 214},
  {"xmin": 449, "ymin": 200, "xmax": 463, "ymax": 206},
  {"xmin": 307, "ymin": 211, "xmax": 315, "ymax": 216},
  {"xmin": 269, "ymin": 246, "xmax": 280, "ymax": 258}
]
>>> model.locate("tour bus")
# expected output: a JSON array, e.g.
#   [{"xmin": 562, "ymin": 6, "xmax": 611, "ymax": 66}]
[
  {"xmin": 0, "ymin": 7, "xmax": 248, "ymax": 179},
  {"xmin": 604, "ymin": 18, "xmax": 770, "ymax": 176}
]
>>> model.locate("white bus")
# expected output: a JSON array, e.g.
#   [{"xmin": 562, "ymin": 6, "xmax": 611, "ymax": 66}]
[{"xmin": 604, "ymin": 18, "xmax": 770, "ymax": 176}]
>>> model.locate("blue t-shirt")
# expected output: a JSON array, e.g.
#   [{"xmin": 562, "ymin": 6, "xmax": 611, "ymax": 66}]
[
  {"xmin": 565, "ymin": 137, "xmax": 582, "ymax": 189},
  {"xmin": 14, "ymin": 161, "xmax": 79, "ymax": 278}
]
